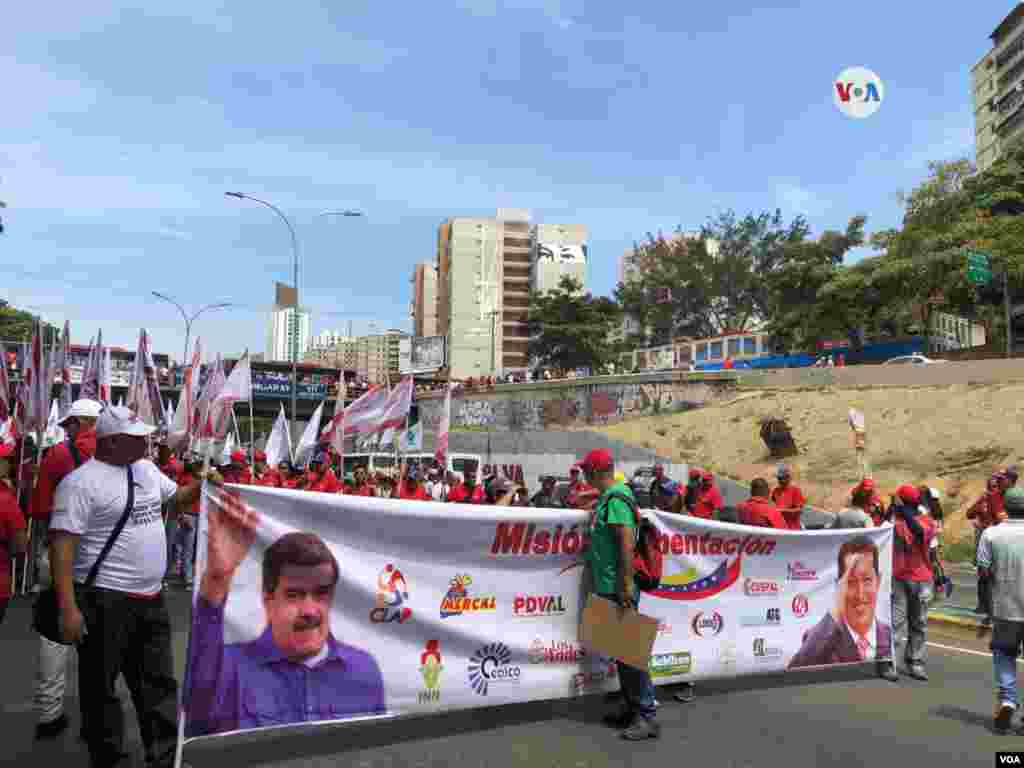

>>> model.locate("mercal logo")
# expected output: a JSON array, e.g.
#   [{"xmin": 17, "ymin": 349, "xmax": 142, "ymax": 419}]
[
  {"xmin": 512, "ymin": 594, "xmax": 567, "ymax": 618},
  {"xmin": 833, "ymin": 66, "xmax": 884, "ymax": 119},
  {"xmin": 440, "ymin": 574, "xmax": 496, "ymax": 618},
  {"xmin": 691, "ymin": 611, "xmax": 724, "ymax": 637},
  {"xmin": 787, "ymin": 562, "xmax": 817, "ymax": 581},
  {"xmin": 370, "ymin": 564, "xmax": 412, "ymax": 624}
]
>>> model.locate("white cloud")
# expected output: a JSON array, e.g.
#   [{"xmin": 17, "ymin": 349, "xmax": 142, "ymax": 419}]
[{"xmin": 774, "ymin": 182, "xmax": 822, "ymax": 218}]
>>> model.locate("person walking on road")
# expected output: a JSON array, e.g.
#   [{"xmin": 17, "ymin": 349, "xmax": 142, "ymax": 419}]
[
  {"xmin": 968, "ymin": 474, "xmax": 1007, "ymax": 626},
  {"xmin": 29, "ymin": 398, "xmax": 102, "ymax": 741},
  {"xmin": 49, "ymin": 406, "xmax": 207, "ymax": 768},
  {"xmin": 890, "ymin": 485, "xmax": 935, "ymax": 681},
  {"xmin": 977, "ymin": 486, "xmax": 1024, "ymax": 734},
  {"xmin": 771, "ymin": 465, "xmax": 806, "ymax": 530},
  {"xmin": 0, "ymin": 443, "xmax": 27, "ymax": 624},
  {"xmin": 582, "ymin": 448, "xmax": 660, "ymax": 741}
]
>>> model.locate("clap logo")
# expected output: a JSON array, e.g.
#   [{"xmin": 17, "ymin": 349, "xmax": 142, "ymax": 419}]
[{"xmin": 834, "ymin": 67, "xmax": 883, "ymax": 119}]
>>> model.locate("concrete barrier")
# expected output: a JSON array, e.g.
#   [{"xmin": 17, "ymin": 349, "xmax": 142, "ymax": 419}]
[{"xmin": 737, "ymin": 358, "xmax": 1024, "ymax": 389}]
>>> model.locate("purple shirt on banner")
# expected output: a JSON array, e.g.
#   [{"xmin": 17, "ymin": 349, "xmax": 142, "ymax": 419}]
[{"xmin": 185, "ymin": 596, "xmax": 386, "ymax": 738}]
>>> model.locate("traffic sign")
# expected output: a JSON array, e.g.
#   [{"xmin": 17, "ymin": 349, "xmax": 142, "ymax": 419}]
[{"xmin": 965, "ymin": 249, "xmax": 993, "ymax": 284}]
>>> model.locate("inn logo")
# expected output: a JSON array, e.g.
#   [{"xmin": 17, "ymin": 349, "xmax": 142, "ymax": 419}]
[
  {"xmin": 691, "ymin": 611, "xmax": 724, "ymax": 638},
  {"xmin": 786, "ymin": 561, "xmax": 818, "ymax": 581},
  {"xmin": 418, "ymin": 639, "xmax": 443, "ymax": 704},
  {"xmin": 467, "ymin": 642, "xmax": 522, "ymax": 696},
  {"xmin": 833, "ymin": 66, "xmax": 883, "ymax": 119},
  {"xmin": 440, "ymin": 574, "xmax": 496, "ymax": 619},
  {"xmin": 512, "ymin": 594, "xmax": 567, "ymax": 618},
  {"xmin": 370, "ymin": 564, "xmax": 412, "ymax": 624},
  {"xmin": 528, "ymin": 638, "xmax": 586, "ymax": 664},
  {"xmin": 740, "ymin": 607, "xmax": 782, "ymax": 628}
]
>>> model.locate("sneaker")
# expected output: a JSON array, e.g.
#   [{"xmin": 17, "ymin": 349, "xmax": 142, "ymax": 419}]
[
  {"xmin": 877, "ymin": 663, "xmax": 899, "ymax": 682},
  {"xmin": 995, "ymin": 702, "xmax": 1016, "ymax": 733},
  {"xmin": 674, "ymin": 683, "xmax": 696, "ymax": 703},
  {"xmin": 907, "ymin": 665, "xmax": 928, "ymax": 681},
  {"xmin": 35, "ymin": 713, "xmax": 69, "ymax": 741},
  {"xmin": 621, "ymin": 718, "xmax": 661, "ymax": 740}
]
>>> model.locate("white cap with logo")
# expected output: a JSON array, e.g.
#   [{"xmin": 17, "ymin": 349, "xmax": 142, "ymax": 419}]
[
  {"xmin": 96, "ymin": 405, "xmax": 156, "ymax": 439},
  {"xmin": 58, "ymin": 399, "xmax": 104, "ymax": 426}
]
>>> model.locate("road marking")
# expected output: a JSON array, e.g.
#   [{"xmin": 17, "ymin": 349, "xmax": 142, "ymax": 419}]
[{"xmin": 927, "ymin": 640, "xmax": 1021, "ymax": 661}]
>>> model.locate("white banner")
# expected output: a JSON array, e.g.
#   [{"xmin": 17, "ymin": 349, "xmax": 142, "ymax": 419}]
[{"xmin": 182, "ymin": 490, "xmax": 892, "ymax": 744}]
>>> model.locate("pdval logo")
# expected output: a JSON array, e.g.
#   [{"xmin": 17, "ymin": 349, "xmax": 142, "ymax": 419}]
[{"xmin": 834, "ymin": 67, "xmax": 883, "ymax": 119}]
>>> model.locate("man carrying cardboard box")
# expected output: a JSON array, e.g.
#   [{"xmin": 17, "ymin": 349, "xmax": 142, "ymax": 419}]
[{"xmin": 581, "ymin": 448, "xmax": 661, "ymax": 741}]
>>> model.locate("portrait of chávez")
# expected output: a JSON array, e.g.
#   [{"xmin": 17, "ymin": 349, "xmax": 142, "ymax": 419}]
[
  {"xmin": 185, "ymin": 491, "xmax": 386, "ymax": 738},
  {"xmin": 787, "ymin": 537, "xmax": 892, "ymax": 669}
]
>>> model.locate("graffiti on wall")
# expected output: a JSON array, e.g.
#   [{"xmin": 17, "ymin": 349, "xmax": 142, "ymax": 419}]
[
  {"xmin": 416, "ymin": 377, "xmax": 724, "ymax": 433},
  {"xmin": 483, "ymin": 463, "xmax": 525, "ymax": 484}
]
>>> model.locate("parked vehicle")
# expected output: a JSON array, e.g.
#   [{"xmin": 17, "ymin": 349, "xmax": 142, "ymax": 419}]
[{"xmin": 882, "ymin": 354, "xmax": 945, "ymax": 366}]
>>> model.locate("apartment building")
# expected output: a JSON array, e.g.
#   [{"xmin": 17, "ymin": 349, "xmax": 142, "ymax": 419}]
[
  {"xmin": 410, "ymin": 262, "xmax": 439, "ymax": 337},
  {"xmin": 974, "ymin": 3, "xmax": 1024, "ymax": 172}
]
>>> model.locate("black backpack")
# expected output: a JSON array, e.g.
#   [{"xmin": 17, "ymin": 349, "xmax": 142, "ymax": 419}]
[{"xmin": 600, "ymin": 490, "xmax": 663, "ymax": 592}]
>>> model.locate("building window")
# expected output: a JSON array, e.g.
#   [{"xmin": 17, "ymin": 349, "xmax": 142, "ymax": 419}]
[
  {"xmin": 710, "ymin": 341, "xmax": 723, "ymax": 360},
  {"xmin": 727, "ymin": 338, "xmax": 741, "ymax": 357},
  {"xmin": 743, "ymin": 337, "xmax": 757, "ymax": 356},
  {"xmin": 696, "ymin": 343, "xmax": 708, "ymax": 362}
]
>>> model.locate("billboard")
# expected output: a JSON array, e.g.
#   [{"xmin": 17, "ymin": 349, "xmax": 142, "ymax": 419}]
[
  {"xmin": 251, "ymin": 370, "xmax": 330, "ymax": 400},
  {"xmin": 536, "ymin": 243, "xmax": 587, "ymax": 264},
  {"xmin": 400, "ymin": 336, "xmax": 446, "ymax": 374}
]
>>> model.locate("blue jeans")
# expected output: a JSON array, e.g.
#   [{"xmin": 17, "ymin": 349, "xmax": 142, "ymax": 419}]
[
  {"xmin": 174, "ymin": 519, "xmax": 196, "ymax": 582},
  {"xmin": 598, "ymin": 592, "xmax": 657, "ymax": 721},
  {"xmin": 991, "ymin": 619, "xmax": 1024, "ymax": 707},
  {"xmin": 165, "ymin": 518, "xmax": 178, "ymax": 576}
]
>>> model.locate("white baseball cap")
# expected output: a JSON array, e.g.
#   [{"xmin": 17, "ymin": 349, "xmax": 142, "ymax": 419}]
[
  {"xmin": 96, "ymin": 405, "xmax": 156, "ymax": 439},
  {"xmin": 58, "ymin": 399, "xmax": 104, "ymax": 426}
]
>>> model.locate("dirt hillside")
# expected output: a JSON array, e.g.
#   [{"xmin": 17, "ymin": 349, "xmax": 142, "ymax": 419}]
[{"xmin": 594, "ymin": 382, "xmax": 1024, "ymax": 545}]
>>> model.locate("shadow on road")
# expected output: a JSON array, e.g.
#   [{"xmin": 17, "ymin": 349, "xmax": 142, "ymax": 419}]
[{"xmin": 931, "ymin": 705, "xmax": 1002, "ymax": 735}]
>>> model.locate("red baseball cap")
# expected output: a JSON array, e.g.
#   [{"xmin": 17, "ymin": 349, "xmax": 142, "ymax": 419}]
[
  {"xmin": 581, "ymin": 449, "xmax": 614, "ymax": 473},
  {"xmin": 230, "ymin": 450, "xmax": 246, "ymax": 463},
  {"xmin": 861, "ymin": 478, "xmax": 875, "ymax": 490},
  {"xmin": 897, "ymin": 484, "xmax": 920, "ymax": 504},
  {"xmin": 254, "ymin": 450, "xmax": 267, "ymax": 462},
  {"xmin": 0, "ymin": 443, "xmax": 14, "ymax": 459},
  {"xmin": 688, "ymin": 468, "xmax": 701, "ymax": 479},
  {"xmin": 701, "ymin": 470, "xmax": 713, "ymax": 481}
]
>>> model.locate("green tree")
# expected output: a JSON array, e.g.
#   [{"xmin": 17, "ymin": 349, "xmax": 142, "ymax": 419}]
[
  {"xmin": 527, "ymin": 275, "xmax": 622, "ymax": 372},
  {"xmin": 0, "ymin": 300, "xmax": 59, "ymax": 343}
]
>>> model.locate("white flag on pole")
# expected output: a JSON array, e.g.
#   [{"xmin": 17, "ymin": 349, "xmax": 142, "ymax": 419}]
[
  {"xmin": 43, "ymin": 400, "xmax": 63, "ymax": 447},
  {"xmin": 208, "ymin": 352, "xmax": 250, "ymax": 440},
  {"xmin": 294, "ymin": 401, "xmax": 324, "ymax": 468},
  {"xmin": 264, "ymin": 403, "xmax": 292, "ymax": 467},
  {"xmin": 218, "ymin": 431, "xmax": 235, "ymax": 467}
]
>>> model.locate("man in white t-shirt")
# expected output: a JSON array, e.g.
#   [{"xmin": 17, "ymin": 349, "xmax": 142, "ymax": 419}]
[{"xmin": 49, "ymin": 406, "xmax": 208, "ymax": 768}]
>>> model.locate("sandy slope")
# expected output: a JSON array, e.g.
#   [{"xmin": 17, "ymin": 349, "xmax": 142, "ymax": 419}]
[{"xmin": 593, "ymin": 382, "xmax": 1024, "ymax": 545}]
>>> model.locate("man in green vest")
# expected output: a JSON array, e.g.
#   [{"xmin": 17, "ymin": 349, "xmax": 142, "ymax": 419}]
[{"xmin": 581, "ymin": 448, "xmax": 660, "ymax": 740}]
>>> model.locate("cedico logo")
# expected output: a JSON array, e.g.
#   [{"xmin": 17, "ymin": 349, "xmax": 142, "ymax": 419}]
[
  {"xmin": 833, "ymin": 66, "xmax": 883, "ymax": 119},
  {"xmin": 467, "ymin": 642, "xmax": 521, "ymax": 696},
  {"xmin": 691, "ymin": 611, "xmax": 724, "ymax": 638}
]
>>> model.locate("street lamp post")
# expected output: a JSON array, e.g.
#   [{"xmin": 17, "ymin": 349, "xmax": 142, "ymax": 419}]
[
  {"xmin": 225, "ymin": 193, "xmax": 361, "ymax": 430},
  {"xmin": 151, "ymin": 292, "xmax": 233, "ymax": 370}
]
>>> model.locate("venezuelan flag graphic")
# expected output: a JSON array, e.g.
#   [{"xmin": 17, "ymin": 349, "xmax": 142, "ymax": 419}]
[{"xmin": 649, "ymin": 557, "xmax": 742, "ymax": 600}]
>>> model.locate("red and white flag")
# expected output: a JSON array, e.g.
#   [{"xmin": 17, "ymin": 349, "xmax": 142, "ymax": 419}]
[
  {"xmin": 128, "ymin": 329, "xmax": 163, "ymax": 427},
  {"xmin": 435, "ymin": 383, "xmax": 451, "ymax": 467},
  {"xmin": 57, "ymin": 320, "xmax": 73, "ymax": 420},
  {"xmin": 100, "ymin": 346, "xmax": 112, "ymax": 405},
  {"xmin": 194, "ymin": 354, "xmax": 226, "ymax": 439},
  {"xmin": 80, "ymin": 333, "xmax": 99, "ymax": 401},
  {"xmin": 22, "ymin": 330, "xmax": 46, "ymax": 435},
  {"xmin": 208, "ymin": 352, "xmax": 251, "ymax": 440},
  {"xmin": 168, "ymin": 338, "xmax": 201, "ymax": 451},
  {"xmin": 322, "ymin": 385, "xmax": 384, "ymax": 455},
  {"xmin": 378, "ymin": 376, "xmax": 414, "ymax": 433},
  {"xmin": 0, "ymin": 340, "xmax": 10, "ymax": 424}
]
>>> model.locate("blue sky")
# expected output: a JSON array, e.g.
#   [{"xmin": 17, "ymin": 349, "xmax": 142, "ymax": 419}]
[{"xmin": 1, "ymin": 0, "xmax": 999, "ymax": 362}]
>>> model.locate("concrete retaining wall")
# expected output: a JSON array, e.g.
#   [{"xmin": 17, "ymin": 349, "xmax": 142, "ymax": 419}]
[{"xmin": 738, "ymin": 358, "xmax": 1024, "ymax": 389}]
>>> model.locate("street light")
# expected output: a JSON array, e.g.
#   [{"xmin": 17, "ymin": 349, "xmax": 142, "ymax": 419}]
[
  {"xmin": 225, "ymin": 192, "xmax": 362, "ymax": 430},
  {"xmin": 151, "ymin": 292, "xmax": 233, "ymax": 367}
]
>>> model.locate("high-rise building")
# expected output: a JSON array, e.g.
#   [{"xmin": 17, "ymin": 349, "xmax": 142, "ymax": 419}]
[
  {"xmin": 974, "ymin": 3, "xmax": 1024, "ymax": 172},
  {"xmin": 304, "ymin": 330, "xmax": 356, "ymax": 369},
  {"xmin": 355, "ymin": 329, "xmax": 407, "ymax": 384},
  {"xmin": 267, "ymin": 282, "xmax": 311, "ymax": 363},
  {"xmin": 410, "ymin": 262, "xmax": 439, "ymax": 337},
  {"xmin": 436, "ymin": 210, "xmax": 587, "ymax": 379}
]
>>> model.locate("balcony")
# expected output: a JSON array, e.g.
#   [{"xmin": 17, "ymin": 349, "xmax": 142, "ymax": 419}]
[
  {"xmin": 503, "ymin": 237, "xmax": 532, "ymax": 249},
  {"xmin": 998, "ymin": 29, "xmax": 1024, "ymax": 70}
]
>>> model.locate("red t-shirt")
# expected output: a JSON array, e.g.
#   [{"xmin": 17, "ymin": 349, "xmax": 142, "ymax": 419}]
[
  {"xmin": 738, "ymin": 496, "xmax": 787, "ymax": 529},
  {"xmin": 223, "ymin": 467, "xmax": 253, "ymax": 485},
  {"xmin": 400, "ymin": 485, "xmax": 430, "ymax": 501},
  {"xmin": 254, "ymin": 469, "xmax": 283, "ymax": 488},
  {"xmin": 307, "ymin": 469, "xmax": 342, "ymax": 494},
  {"xmin": 348, "ymin": 484, "xmax": 375, "ymax": 497},
  {"xmin": 159, "ymin": 459, "xmax": 180, "ymax": 480},
  {"xmin": 31, "ymin": 432, "xmax": 97, "ymax": 523},
  {"xmin": 893, "ymin": 516, "xmax": 935, "ymax": 582},
  {"xmin": 771, "ymin": 484, "xmax": 806, "ymax": 530},
  {"xmin": 691, "ymin": 485, "xmax": 723, "ymax": 519},
  {"xmin": 0, "ymin": 483, "xmax": 26, "ymax": 599}
]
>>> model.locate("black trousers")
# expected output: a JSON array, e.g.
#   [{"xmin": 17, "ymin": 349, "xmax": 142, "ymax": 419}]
[{"xmin": 75, "ymin": 586, "xmax": 178, "ymax": 768}]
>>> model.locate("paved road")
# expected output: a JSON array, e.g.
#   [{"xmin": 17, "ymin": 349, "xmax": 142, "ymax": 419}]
[{"xmin": 2, "ymin": 590, "xmax": 1022, "ymax": 768}]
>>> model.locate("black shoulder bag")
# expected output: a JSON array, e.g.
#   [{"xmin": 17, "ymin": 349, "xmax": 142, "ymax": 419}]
[{"xmin": 33, "ymin": 465, "xmax": 135, "ymax": 645}]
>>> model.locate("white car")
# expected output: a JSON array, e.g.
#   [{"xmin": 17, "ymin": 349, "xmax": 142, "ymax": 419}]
[{"xmin": 882, "ymin": 354, "xmax": 945, "ymax": 366}]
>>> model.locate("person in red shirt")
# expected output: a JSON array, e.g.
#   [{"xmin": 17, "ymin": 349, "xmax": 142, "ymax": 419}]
[
  {"xmin": 347, "ymin": 466, "xmax": 375, "ymax": 496},
  {"xmin": 0, "ymin": 443, "xmax": 28, "ymax": 625},
  {"xmin": 566, "ymin": 463, "xmax": 598, "ymax": 510},
  {"xmin": 851, "ymin": 477, "xmax": 884, "ymax": 526},
  {"xmin": 450, "ymin": 473, "xmax": 485, "ymax": 504},
  {"xmin": 770, "ymin": 465, "xmax": 806, "ymax": 530},
  {"xmin": 156, "ymin": 443, "xmax": 179, "ymax": 480},
  {"xmin": 398, "ymin": 465, "xmax": 431, "ymax": 501},
  {"xmin": 221, "ymin": 450, "xmax": 253, "ymax": 485},
  {"xmin": 303, "ymin": 453, "xmax": 342, "ymax": 493},
  {"xmin": 738, "ymin": 479, "xmax": 787, "ymax": 529},
  {"xmin": 30, "ymin": 399, "xmax": 102, "ymax": 525},
  {"xmin": 891, "ymin": 484, "xmax": 935, "ymax": 680},
  {"xmin": 252, "ymin": 452, "xmax": 282, "ymax": 487},
  {"xmin": 691, "ymin": 471, "xmax": 723, "ymax": 519},
  {"xmin": 968, "ymin": 473, "xmax": 1008, "ymax": 621}
]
